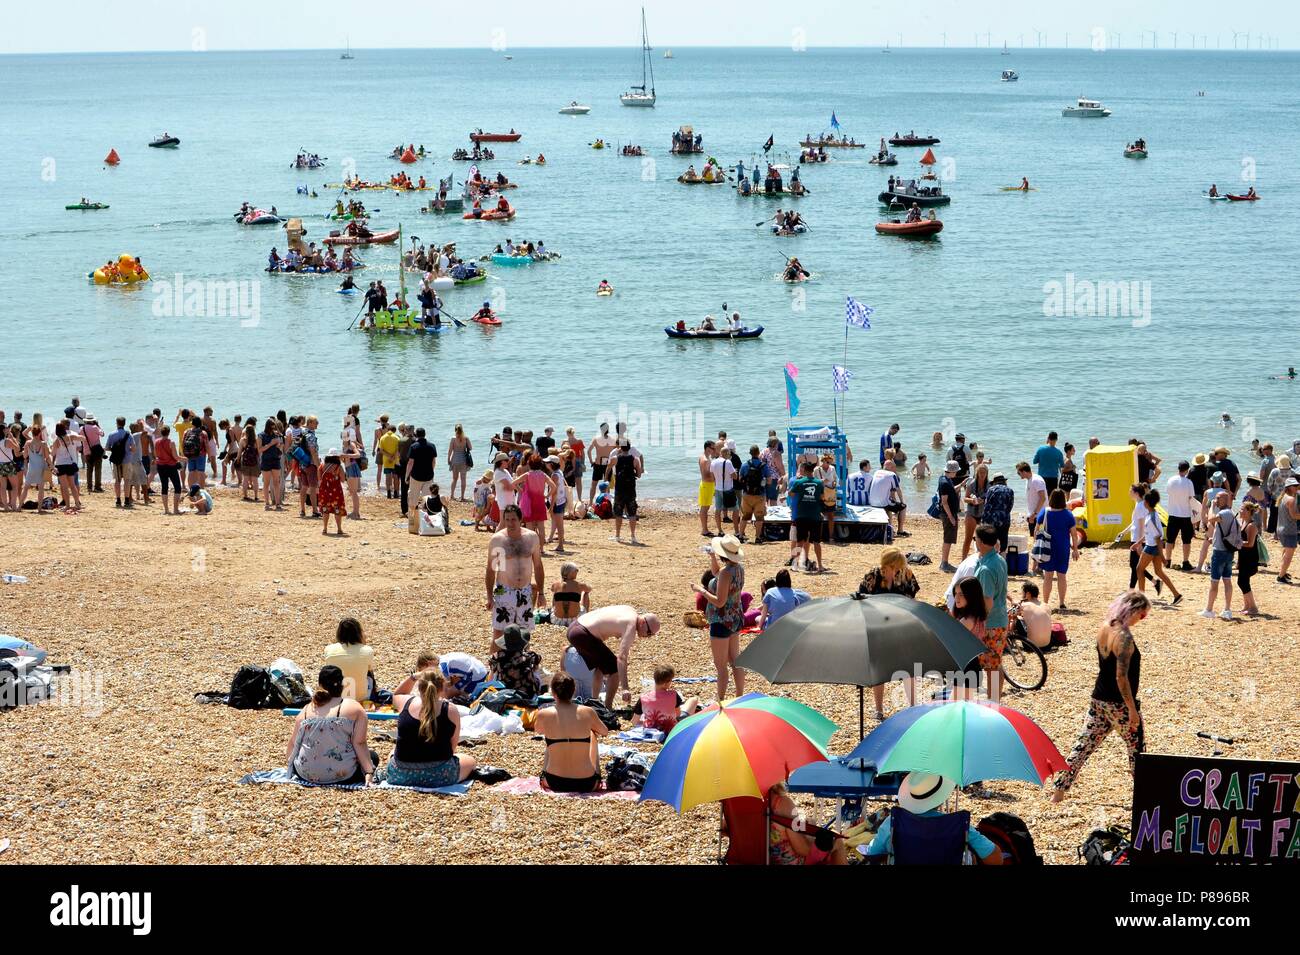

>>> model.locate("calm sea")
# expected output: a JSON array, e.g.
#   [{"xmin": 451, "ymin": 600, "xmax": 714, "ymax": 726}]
[{"xmin": 4, "ymin": 47, "xmax": 1297, "ymax": 498}]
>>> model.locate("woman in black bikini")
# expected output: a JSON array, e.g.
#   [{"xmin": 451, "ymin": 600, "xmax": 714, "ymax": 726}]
[{"xmin": 534, "ymin": 671, "xmax": 609, "ymax": 793}]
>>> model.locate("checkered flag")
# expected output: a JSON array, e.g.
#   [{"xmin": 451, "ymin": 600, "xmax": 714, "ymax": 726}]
[
  {"xmin": 845, "ymin": 296, "xmax": 873, "ymax": 330},
  {"xmin": 832, "ymin": 365, "xmax": 854, "ymax": 393}
]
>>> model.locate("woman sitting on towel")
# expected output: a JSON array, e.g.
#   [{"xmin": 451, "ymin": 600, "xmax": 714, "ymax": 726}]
[
  {"xmin": 287, "ymin": 666, "xmax": 378, "ymax": 786},
  {"xmin": 534, "ymin": 670, "xmax": 609, "ymax": 793},
  {"xmin": 382, "ymin": 670, "xmax": 477, "ymax": 788}
]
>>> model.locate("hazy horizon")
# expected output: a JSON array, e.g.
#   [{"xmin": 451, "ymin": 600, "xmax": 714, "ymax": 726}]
[{"xmin": 6, "ymin": 0, "xmax": 1294, "ymax": 55}]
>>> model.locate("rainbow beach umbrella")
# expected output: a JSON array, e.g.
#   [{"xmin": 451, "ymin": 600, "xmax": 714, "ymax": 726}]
[
  {"xmin": 639, "ymin": 693, "xmax": 837, "ymax": 813},
  {"xmin": 848, "ymin": 701, "xmax": 1066, "ymax": 786}
]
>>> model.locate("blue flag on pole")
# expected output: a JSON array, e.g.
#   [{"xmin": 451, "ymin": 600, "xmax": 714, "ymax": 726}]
[
  {"xmin": 830, "ymin": 112, "xmax": 841, "ymax": 131},
  {"xmin": 845, "ymin": 296, "xmax": 873, "ymax": 330},
  {"xmin": 784, "ymin": 362, "xmax": 800, "ymax": 416}
]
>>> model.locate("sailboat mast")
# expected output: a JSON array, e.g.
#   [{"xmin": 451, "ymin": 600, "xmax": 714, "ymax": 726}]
[{"xmin": 644, "ymin": 9, "xmax": 655, "ymax": 94}]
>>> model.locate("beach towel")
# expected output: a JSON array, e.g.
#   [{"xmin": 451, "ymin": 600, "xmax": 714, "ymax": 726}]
[
  {"xmin": 614, "ymin": 728, "xmax": 665, "ymax": 745},
  {"xmin": 238, "ymin": 767, "xmax": 471, "ymax": 796},
  {"xmin": 281, "ymin": 707, "xmax": 400, "ymax": 721},
  {"xmin": 674, "ymin": 676, "xmax": 716, "ymax": 685},
  {"xmin": 494, "ymin": 777, "xmax": 639, "ymax": 800}
]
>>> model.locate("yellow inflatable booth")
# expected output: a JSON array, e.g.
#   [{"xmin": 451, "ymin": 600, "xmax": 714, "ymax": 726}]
[
  {"xmin": 1080, "ymin": 445, "xmax": 1138, "ymax": 543},
  {"xmin": 90, "ymin": 253, "xmax": 150, "ymax": 286}
]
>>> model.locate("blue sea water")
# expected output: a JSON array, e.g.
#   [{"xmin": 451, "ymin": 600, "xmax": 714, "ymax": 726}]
[{"xmin": 4, "ymin": 47, "xmax": 1298, "ymax": 498}]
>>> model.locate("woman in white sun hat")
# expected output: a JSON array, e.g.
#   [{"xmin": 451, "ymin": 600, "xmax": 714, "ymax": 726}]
[
  {"xmin": 693, "ymin": 534, "xmax": 747, "ymax": 701},
  {"xmin": 861, "ymin": 771, "xmax": 1004, "ymax": 864}
]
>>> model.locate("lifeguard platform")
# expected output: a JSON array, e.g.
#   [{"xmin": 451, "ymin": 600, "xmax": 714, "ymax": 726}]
[{"xmin": 761, "ymin": 425, "xmax": 892, "ymax": 544}]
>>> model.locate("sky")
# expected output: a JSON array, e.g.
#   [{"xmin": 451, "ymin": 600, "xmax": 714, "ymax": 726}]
[{"xmin": 5, "ymin": 0, "xmax": 1293, "ymax": 54}]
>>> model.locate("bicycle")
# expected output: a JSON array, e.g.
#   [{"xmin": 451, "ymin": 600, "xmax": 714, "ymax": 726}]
[{"xmin": 999, "ymin": 620, "xmax": 1047, "ymax": 692}]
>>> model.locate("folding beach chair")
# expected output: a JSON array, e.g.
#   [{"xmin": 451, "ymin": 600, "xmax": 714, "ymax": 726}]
[
  {"xmin": 890, "ymin": 807, "xmax": 971, "ymax": 865},
  {"xmin": 718, "ymin": 796, "xmax": 842, "ymax": 866}
]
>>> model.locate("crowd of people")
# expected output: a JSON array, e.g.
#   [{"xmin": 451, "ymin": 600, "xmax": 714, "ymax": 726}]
[{"xmin": 8, "ymin": 397, "xmax": 1298, "ymax": 863}]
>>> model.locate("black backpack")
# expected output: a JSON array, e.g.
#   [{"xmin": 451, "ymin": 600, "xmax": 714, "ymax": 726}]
[
  {"xmin": 977, "ymin": 812, "xmax": 1043, "ymax": 865},
  {"xmin": 183, "ymin": 426, "xmax": 204, "ymax": 459},
  {"xmin": 228, "ymin": 665, "xmax": 276, "ymax": 710},
  {"xmin": 604, "ymin": 756, "xmax": 649, "ymax": 792},
  {"xmin": 579, "ymin": 698, "xmax": 623, "ymax": 730},
  {"xmin": 108, "ymin": 433, "xmax": 128, "ymax": 466},
  {"xmin": 1079, "ymin": 825, "xmax": 1131, "ymax": 865},
  {"xmin": 743, "ymin": 460, "xmax": 766, "ymax": 496}
]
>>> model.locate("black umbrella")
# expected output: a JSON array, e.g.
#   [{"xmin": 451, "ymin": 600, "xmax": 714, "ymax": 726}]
[{"xmin": 735, "ymin": 593, "xmax": 987, "ymax": 739}]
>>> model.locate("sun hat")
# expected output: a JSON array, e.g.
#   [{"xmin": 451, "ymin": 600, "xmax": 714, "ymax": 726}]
[
  {"xmin": 1214, "ymin": 446, "xmax": 1230, "ymax": 456},
  {"xmin": 944, "ymin": 460, "xmax": 960, "ymax": 472},
  {"xmin": 710, "ymin": 534, "xmax": 745, "ymax": 564},
  {"xmin": 1193, "ymin": 452, "xmax": 1209, "ymax": 466},
  {"xmin": 1286, "ymin": 477, "xmax": 1300, "ymax": 489},
  {"xmin": 1246, "ymin": 471, "xmax": 1261, "ymax": 484},
  {"xmin": 493, "ymin": 452, "xmax": 509, "ymax": 464},
  {"xmin": 1210, "ymin": 471, "xmax": 1226, "ymax": 484},
  {"xmin": 898, "ymin": 772, "xmax": 957, "ymax": 814},
  {"xmin": 493, "ymin": 625, "xmax": 529, "ymax": 653}
]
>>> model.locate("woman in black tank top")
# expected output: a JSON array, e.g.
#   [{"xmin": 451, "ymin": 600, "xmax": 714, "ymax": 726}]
[
  {"xmin": 382, "ymin": 672, "xmax": 477, "ymax": 788},
  {"xmin": 1052, "ymin": 590, "xmax": 1149, "ymax": 802}
]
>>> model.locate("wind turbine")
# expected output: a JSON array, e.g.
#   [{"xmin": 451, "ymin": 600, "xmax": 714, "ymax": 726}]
[
  {"xmin": 1170, "ymin": 32, "xmax": 1177, "ymax": 49},
  {"xmin": 940, "ymin": 31, "xmax": 947, "ymax": 47},
  {"xmin": 1018, "ymin": 33, "xmax": 1025, "ymax": 48}
]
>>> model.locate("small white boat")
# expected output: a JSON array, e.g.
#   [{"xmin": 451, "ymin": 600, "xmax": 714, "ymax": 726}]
[
  {"xmin": 559, "ymin": 102, "xmax": 592, "ymax": 115},
  {"xmin": 663, "ymin": 50, "xmax": 674, "ymax": 59},
  {"xmin": 1063, "ymin": 96, "xmax": 1112, "ymax": 117},
  {"xmin": 1002, "ymin": 69, "xmax": 1018, "ymax": 82}
]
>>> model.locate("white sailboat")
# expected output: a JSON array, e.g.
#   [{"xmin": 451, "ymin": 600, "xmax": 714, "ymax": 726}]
[
  {"xmin": 340, "ymin": 37, "xmax": 354, "ymax": 60},
  {"xmin": 663, "ymin": 49, "xmax": 674, "ymax": 59},
  {"xmin": 621, "ymin": 8, "xmax": 656, "ymax": 106}
]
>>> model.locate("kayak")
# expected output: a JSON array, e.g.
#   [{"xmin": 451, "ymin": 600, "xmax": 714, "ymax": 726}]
[
  {"xmin": 66, "ymin": 202, "xmax": 109, "ymax": 210},
  {"xmin": 148, "ymin": 136, "xmax": 180, "ymax": 148},
  {"xmin": 323, "ymin": 228, "xmax": 400, "ymax": 245},
  {"xmin": 596, "ymin": 288, "xmax": 615, "ymax": 297},
  {"xmin": 889, "ymin": 136, "xmax": 940, "ymax": 146},
  {"xmin": 782, "ymin": 272, "xmax": 809, "ymax": 283},
  {"xmin": 875, "ymin": 218, "xmax": 944, "ymax": 237},
  {"xmin": 1202, "ymin": 194, "xmax": 1230, "ymax": 201},
  {"xmin": 472, "ymin": 313, "xmax": 502, "ymax": 325},
  {"xmin": 1225, "ymin": 194, "xmax": 1260, "ymax": 201},
  {"xmin": 665, "ymin": 326, "xmax": 764, "ymax": 339},
  {"xmin": 491, "ymin": 253, "xmax": 534, "ymax": 266},
  {"xmin": 1123, "ymin": 148, "xmax": 1148, "ymax": 159},
  {"xmin": 678, "ymin": 175, "xmax": 726, "ymax": 185},
  {"xmin": 470, "ymin": 132, "xmax": 522, "ymax": 143},
  {"xmin": 999, "ymin": 186, "xmax": 1037, "ymax": 192},
  {"xmin": 463, "ymin": 207, "xmax": 516, "ymax": 221}
]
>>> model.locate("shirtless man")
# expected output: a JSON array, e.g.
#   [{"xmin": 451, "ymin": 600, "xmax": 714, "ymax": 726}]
[
  {"xmin": 1013, "ymin": 581, "xmax": 1053, "ymax": 649},
  {"xmin": 588, "ymin": 423, "xmax": 617, "ymax": 504},
  {"xmin": 485, "ymin": 504, "xmax": 546, "ymax": 647},
  {"xmin": 564, "ymin": 605, "xmax": 661, "ymax": 708},
  {"xmin": 697, "ymin": 440, "xmax": 717, "ymax": 536}
]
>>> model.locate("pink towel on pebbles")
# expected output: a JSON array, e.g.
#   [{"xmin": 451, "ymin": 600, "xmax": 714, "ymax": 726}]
[{"xmin": 496, "ymin": 777, "xmax": 639, "ymax": 800}]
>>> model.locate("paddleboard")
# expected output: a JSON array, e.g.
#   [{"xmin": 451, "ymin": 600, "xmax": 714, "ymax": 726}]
[
  {"xmin": 1202, "ymin": 194, "xmax": 1230, "ymax": 201},
  {"xmin": 336, "ymin": 288, "xmax": 357, "ymax": 294},
  {"xmin": 999, "ymin": 186, "xmax": 1038, "ymax": 192},
  {"xmin": 596, "ymin": 288, "xmax": 614, "ymax": 297}
]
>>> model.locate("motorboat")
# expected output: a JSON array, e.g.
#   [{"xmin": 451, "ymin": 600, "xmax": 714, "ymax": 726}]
[
  {"xmin": 559, "ymin": 102, "xmax": 592, "ymax": 115},
  {"xmin": 1002, "ymin": 70, "xmax": 1018, "ymax": 82},
  {"xmin": 1063, "ymin": 97, "xmax": 1112, "ymax": 117}
]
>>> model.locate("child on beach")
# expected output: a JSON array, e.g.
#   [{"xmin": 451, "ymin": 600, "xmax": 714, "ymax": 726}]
[
  {"xmin": 632, "ymin": 665, "xmax": 700, "ymax": 733},
  {"xmin": 911, "ymin": 453, "xmax": 930, "ymax": 480},
  {"xmin": 591, "ymin": 480, "xmax": 614, "ymax": 520},
  {"xmin": 472, "ymin": 470, "xmax": 495, "ymax": 530},
  {"xmin": 318, "ymin": 449, "xmax": 349, "ymax": 536},
  {"xmin": 392, "ymin": 651, "xmax": 439, "ymax": 707}
]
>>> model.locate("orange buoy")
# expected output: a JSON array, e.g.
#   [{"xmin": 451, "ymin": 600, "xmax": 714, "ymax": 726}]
[
  {"xmin": 399, "ymin": 146, "xmax": 418, "ymax": 164},
  {"xmin": 105, "ymin": 149, "xmax": 121, "ymax": 166}
]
